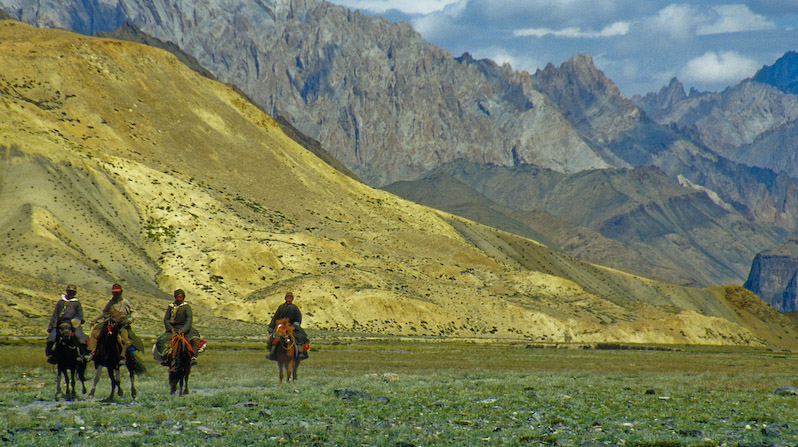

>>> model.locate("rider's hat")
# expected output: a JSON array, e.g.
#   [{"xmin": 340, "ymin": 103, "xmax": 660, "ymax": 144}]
[
  {"xmin": 174, "ymin": 289, "xmax": 185, "ymax": 297},
  {"xmin": 111, "ymin": 283, "xmax": 123, "ymax": 293},
  {"xmin": 285, "ymin": 291, "xmax": 294, "ymax": 298},
  {"xmin": 66, "ymin": 284, "xmax": 77, "ymax": 292}
]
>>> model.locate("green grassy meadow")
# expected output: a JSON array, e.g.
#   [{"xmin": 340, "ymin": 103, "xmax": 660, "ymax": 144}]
[{"xmin": 0, "ymin": 339, "xmax": 796, "ymax": 446}]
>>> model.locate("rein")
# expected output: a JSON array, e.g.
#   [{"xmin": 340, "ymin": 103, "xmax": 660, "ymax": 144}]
[
  {"xmin": 275, "ymin": 327, "xmax": 295, "ymax": 352},
  {"xmin": 167, "ymin": 333, "xmax": 194, "ymax": 358}
]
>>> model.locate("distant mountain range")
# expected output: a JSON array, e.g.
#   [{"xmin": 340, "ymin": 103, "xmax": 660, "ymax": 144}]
[
  {"xmin": 1, "ymin": 0, "xmax": 797, "ymax": 314},
  {"xmin": 6, "ymin": 21, "xmax": 798, "ymax": 347}
]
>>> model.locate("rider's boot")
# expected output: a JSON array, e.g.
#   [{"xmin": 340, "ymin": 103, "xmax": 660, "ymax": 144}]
[
  {"xmin": 79, "ymin": 344, "xmax": 90, "ymax": 363},
  {"xmin": 267, "ymin": 339, "xmax": 277, "ymax": 360},
  {"xmin": 45, "ymin": 341, "xmax": 56, "ymax": 364}
]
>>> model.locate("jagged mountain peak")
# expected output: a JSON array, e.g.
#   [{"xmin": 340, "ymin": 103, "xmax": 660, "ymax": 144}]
[
  {"xmin": 634, "ymin": 78, "xmax": 687, "ymax": 112},
  {"xmin": 536, "ymin": 54, "xmax": 624, "ymax": 98},
  {"xmin": 530, "ymin": 52, "xmax": 641, "ymax": 149},
  {"xmin": 752, "ymin": 50, "xmax": 798, "ymax": 95}
]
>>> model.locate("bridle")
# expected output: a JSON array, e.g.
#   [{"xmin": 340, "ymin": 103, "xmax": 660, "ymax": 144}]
[
  {"xmin": 275, "ymin": 322, "xmax": 295, "ymax": 352},
  {"xmin": 57, "ymin": 324, "xmax": 78, "ymax": 351},
  {"xmin": 166, "ymin": 332, "xmax": 193, "ymax": 368}
]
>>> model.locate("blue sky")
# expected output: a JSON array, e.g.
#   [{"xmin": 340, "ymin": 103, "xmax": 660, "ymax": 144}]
[{"xmin": 326, "ymin": 0, "xmax": 798, "ymax": 96}]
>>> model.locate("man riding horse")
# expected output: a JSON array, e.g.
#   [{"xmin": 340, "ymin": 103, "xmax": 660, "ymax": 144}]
[
  {"xmin": 267, "ymin": 292, "xmax": 309, "ymax": 360},
  {"xmin": 88, "ymin": 284, "xmax": 144, "ymax": 362},
  {"xmin": 46, "ymin": 284, "xmax": 89, "ymax": 364},
  {"xmin": 155, "ymin": 289, "xmax": 205, "ymax": 366}
]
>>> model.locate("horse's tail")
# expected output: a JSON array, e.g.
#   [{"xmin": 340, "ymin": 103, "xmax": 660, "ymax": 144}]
[{"xmin": 127, "ymin": 352, "xmax": 147, "ymax": 375}]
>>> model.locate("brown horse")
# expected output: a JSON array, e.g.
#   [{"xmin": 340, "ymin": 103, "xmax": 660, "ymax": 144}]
[
  {"xmin": 165, "ymin": 333, "xmax": 193, "ymax": 396},
  {"xmin": 272, "ymin": 318, "xmax": 298, "ymax": 386}
]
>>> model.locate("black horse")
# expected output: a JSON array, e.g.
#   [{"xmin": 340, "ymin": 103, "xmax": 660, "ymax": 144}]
[
  {"xmin": 166, "ymin": 333, "xmax": 193, "ymax": 396},
  {"xmin": 53, "ymin": 322, "xmax": 87, "ymax": 401},
  {"xmin": 88, "ymin": 320, "xmax": 146, "ymax": 401}
]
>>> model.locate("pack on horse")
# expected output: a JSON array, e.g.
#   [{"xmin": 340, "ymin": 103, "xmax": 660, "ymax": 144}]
[
  {"xmin": 53, "ymin": 322, "xmax": 87, "ymax": 401},
  {"xmin": 163, "ymin": 332, "xmax": 193, "ymax": 396},
  {"xmin": 88, "ymin": 319, "xmax": 146, "ymax": 401},
  {"xmin": 270, "ymin": 318, "xmax": 300, "ymax": 386}
]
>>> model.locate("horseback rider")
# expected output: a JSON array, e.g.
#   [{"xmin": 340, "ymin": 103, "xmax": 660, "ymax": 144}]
[
  {"xmin": 88, "ymin": 284, "xmax": 143, "ymax": 362},
  {"xmin": 46, "ymin": 284, "xmax": 89, "ymax": 363},
  {"xmin": 155, "ymin": 289, "xmax": 206, "ymax": 366},
  {"xmin": 267, "ymin": 292, "xmax": 309, "ymax": 359}
]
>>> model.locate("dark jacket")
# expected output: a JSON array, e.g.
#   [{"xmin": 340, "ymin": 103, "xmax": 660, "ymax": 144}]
[
  {"xmin": 47, "ymin": 295, "xmax": 88, "ymax": 343},
  {"xmin": 268, "ymin": 303, "xmax": 302, "ymax": 332},
  {"xmin": 163, "ymin": 301, "xmax": 200, "ymax": 340}
]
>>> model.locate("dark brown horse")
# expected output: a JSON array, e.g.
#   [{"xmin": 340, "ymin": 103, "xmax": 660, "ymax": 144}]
[
  {"xmin": 165, "ymin": 333, "xmax": 193, "ymax": 396},
  {"xmin": 88, "ymin": 320, "xmax": 145, "ymax": 401},
  {"xmin": 272, "ymin": 318, "xmax": 299, "ymax": 386},
  {"xmin": 53, "ymin": 322, "xmax": 86, "ymax": 401}
]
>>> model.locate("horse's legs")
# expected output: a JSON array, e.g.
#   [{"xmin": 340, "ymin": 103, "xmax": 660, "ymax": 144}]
[
  {"xmin": 55, "ymin": 367, "xmax": 63, "ymax": 401},
  {"xmin": 68, "ymin": 367, "xmax": 76, "ymax": 400},
  {"xmin": 292, "ymin": 360, "xmax": 298, "ymax": 382},
  {"xmin": 286, "ymin": 358, "xmax": 295, "ymax": 383},
  {"xmin": 113, "ymin": 365, "xmax": 123, "ymax": 398},
  {"xmin": 89, "ymin": 366, "xmax": 102, "ymax": 398},
  {"xmin": 182, "ymin": 372, "xmax": 190, "ymax": 396},
  {"xmin": 278, "ymin": 360, "xmax": 284, "ymax": 386},
  {"xmin": 78, "ymin": 361, "xmax": 87, "ymax": 394},
  {"xmin": 104, "ymin": 365, "xmax": 120, "ymax": 401},
  {"xmin": 169, "ymin": 371, "xmax": 177, "ymax": 395},
  {"xmin": 129, "ymin": 368, "xmax": 137, "ymax": 399}
]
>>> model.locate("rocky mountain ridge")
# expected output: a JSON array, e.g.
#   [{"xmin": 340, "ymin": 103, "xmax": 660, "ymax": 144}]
[
  {"xmin": 753, "ymin": 51, "xmax": 798, "ymax": 95},
  {"xmin": 2, "ymin": 0, "xmax": 798, "ymax": 305},
  {"xmin": 634, "ymin": 55, "xmax": 798, "ymax": 180},
  {"xmin": 1, "ymin": 22, "xmax": 797, "ymax": 348},
  {"xmin": 386, "ymin": 161, "xmax": 786, "ymax": 287}
]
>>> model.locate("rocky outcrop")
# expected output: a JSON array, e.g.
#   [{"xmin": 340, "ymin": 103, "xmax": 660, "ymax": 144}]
[{"xmin": 744, "ymin": 240, "xmax": 798, "ymax": 312}]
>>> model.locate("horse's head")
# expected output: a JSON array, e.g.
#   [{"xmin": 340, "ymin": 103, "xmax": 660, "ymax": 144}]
[
  {"xmin": 274, "ymin": 318, "xmax": 294, "ymax": 342},
  {"xmin": 57, "ymin": 322, "xmax": 74, "ymax": 339}
]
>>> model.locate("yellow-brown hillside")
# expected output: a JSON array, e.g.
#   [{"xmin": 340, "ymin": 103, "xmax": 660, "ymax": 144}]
[{"xmin": 1, "ymin": 21, "xmax": 796, "ymax": 349}]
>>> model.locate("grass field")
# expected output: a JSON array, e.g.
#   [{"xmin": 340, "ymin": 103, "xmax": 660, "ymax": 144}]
[{"xmin": 0, "ymin": 339, "xmax": 796, "ymax": 446}]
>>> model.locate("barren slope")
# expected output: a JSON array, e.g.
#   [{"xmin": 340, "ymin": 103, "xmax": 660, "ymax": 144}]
[{"xmin": 1, "ymin": 21, "xmax": 796, "ymax": 348}]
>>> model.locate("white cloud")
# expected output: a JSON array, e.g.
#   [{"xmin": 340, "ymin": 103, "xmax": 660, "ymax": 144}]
[
  {"xmin": 679, "ymin": 51, "xmax": 760, "ymax": 85},
  {"xmin": 411, "ymin": 13, "xmax": 456, "ymax": 41},
  {"xmin": 331, "ymin": 0, "xmax": 460, "ymax": 15},
  {"xmin": 648, "ymin": 4, "xmax": 700, "ymax": 41},
  {"xmin": 696, "ymin": 5, "xmax": 774, "ymax": 35},
  {"xmin": 514, "ymin": 21, "xmax": 630, "ymax": 38}
]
